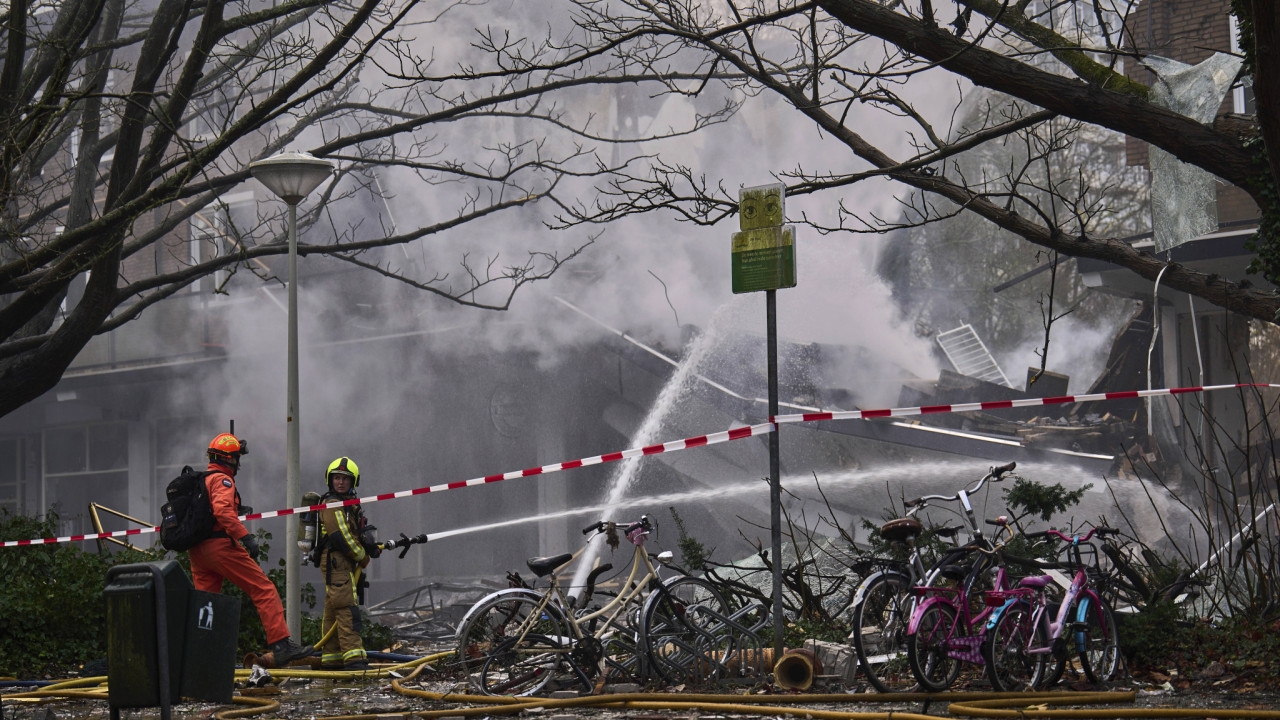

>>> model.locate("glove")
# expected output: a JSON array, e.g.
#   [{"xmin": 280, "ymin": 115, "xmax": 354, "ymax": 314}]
[
  {"xmin": 360, "ymin": 526, "xmax": 381, "ymax": 558},
  {"xmin": 240, "ymin": 534, "xmax": 261, "ymax": 561}
]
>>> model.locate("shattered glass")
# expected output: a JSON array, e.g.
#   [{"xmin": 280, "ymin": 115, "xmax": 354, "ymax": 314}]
[{"xmin": 1141, "ymin": 54, "xmax": 1242, "ymax": 253}]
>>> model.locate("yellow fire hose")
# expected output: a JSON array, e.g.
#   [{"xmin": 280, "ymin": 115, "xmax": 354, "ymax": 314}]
[
  {"xmin": 947, "ymin": 693, "xmax": 1280, "ymax": 718},
  {"xmin": 5, "ymin": 650, "xmax": 1278, "ymax": 720}
]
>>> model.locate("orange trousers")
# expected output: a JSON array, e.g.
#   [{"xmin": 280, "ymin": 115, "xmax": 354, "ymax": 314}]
[{"xmin": 190, "ymin": 536, "xmax": 290, "ymax": 645}]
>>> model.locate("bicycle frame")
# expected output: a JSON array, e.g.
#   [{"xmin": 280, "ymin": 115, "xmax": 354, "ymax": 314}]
[
  {"xmin": 899, "ymin": 466, "xmax": 1019, "ymax": 667},
  {"xmin": 986, "ymin": 527, "xmax": 1115, "ymax": 670},
  {"xmin": 474, "ymin": 519, "xmax": 669, "ymax": 684},
  {"xmin": 908, "ymin": 550, "xmax": 1015, "ymax": 665},
  {"xmin": 558, "ymin": 532, "xmax": 663, "ymax": 637}
]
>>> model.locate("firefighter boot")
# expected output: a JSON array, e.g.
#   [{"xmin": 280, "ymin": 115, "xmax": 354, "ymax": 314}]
[{"xmin": 269, "ymin": 637, "xmax": 314, "ymax": 666}]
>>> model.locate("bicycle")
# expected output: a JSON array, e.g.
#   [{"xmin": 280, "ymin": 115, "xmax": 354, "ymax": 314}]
[
  {"xmin": 846, "ymin": 461, "xmax": 1018, "ymax": 692},
  {"xmin": 453, "ymin": 516, "xmax": 727, "ymax": 695},
  {"xmin": 982, "ymin": 525, "xmax": 1122, "ymax": 691},
  {"xmin": 904, "ymin": 512, "xmax": 1025, "ymax": 692},
  {"xmin": 1097, "ymin": 535, "xmax": 1204, "ymax": 618}
]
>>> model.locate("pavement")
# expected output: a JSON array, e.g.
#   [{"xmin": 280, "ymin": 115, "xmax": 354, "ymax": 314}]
[{"xmin": 3, "ymin": 639, "xmax": 1278, "ymax": 719}]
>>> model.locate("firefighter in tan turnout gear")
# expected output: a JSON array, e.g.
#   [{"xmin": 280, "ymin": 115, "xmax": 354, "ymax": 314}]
[{"xmin": 314, "ymin": 456, "xmax": 378, "ymax": 669}]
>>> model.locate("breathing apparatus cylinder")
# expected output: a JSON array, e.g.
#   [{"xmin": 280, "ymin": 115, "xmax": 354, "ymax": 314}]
[{"xmin": 298, "ymin": 491, "xmax": 321, "ymax": 553}]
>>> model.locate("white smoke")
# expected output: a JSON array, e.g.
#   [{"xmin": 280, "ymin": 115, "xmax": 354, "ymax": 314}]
[{"xmin": 145, "ymin": 5, "xmax": 1133, "ymax": 586}]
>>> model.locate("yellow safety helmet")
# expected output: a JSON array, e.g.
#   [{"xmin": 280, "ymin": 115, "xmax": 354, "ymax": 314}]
[{"xmin": 326, "ymin": 456, "xmax": 360, "ymax": 492}]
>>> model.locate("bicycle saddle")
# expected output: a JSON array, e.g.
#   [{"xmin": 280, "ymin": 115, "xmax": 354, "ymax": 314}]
[
  {"xmin": 938, "ymin": 564, "xmax": 969, "ymax": 582},
  {"xmin": 1017, "ymin": 575, "xmax": 1052, "ymax": 589},
  {"xmin": 879, "ymin": 517, "xmax": 923, "ymax": 543},
  {"xmin": 526, "ymin": 553, "xmax": 574, "ymax": 577}
]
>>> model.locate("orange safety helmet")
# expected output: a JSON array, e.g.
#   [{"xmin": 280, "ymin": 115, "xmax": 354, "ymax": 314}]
[{"xmin": 208, "ymin": 432, "xmax": 249, "ymax": 464}]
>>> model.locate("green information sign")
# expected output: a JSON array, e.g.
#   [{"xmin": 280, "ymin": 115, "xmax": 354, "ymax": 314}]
[{"xmin": 731, "ymin": 225, "xmax": 796, "ymax": 294}]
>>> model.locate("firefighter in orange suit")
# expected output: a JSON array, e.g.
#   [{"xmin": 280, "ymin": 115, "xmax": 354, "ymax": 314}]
[
  {"xmin": 189, "ymin": 432, "xmax": 313, "ymax": 665},
  {"xmin": 315, "ymin": 456, "xmax": 377, "ymax": 669}
]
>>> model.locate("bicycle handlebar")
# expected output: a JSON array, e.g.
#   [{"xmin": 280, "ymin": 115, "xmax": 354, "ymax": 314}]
[
  {"xmin": 905, "ymin": 461, "xmax": 1017, "ymax": 508},
  {"xmin": 582, "ymin": 516, "xmax": 653, "ymax": 536}
]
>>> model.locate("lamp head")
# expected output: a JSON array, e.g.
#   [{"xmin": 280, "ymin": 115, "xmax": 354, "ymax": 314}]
[{"xmin": 249, "ymin": 151, "xmax": 334, "ymax": 204}]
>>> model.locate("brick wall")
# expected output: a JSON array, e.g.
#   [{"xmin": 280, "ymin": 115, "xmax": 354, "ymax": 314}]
[{"xmin": 1122, "ymin": 0, "xmax": 1235, "ymax": 168}]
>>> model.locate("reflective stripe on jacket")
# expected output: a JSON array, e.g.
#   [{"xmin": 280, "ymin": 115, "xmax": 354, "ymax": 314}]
[{"xmin": 319, "ymin": 497, "xmax": 367, "ymax": 563}]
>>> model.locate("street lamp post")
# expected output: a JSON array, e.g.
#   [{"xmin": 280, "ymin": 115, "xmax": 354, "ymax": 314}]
[{"xmin": 249, "ymin": 151, "xmax": 334, "ymax": 642}]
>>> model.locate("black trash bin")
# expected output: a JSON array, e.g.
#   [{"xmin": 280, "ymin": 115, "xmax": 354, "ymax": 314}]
[
  {"xmin": 104, "ymin": 561, "xmax": 191, "ymax": 715},
  {"xmin": 181, "ymin": 589, "xmax": 240, "ymax": 703},
  {"xmin": 104, "ymin": 561, "xmax": 241, "ymax": 718}
]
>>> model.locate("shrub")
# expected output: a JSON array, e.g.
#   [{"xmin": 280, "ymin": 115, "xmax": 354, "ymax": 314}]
[
  {"xmin": 668, "ymin": 506, "xmax": 713, "ymax": 572},
  {"xmin": 0, "ymin": 509, "xmax": 151, "ymax": 677},
  {"xmin": 1121, "ymin": 607, "xmax": 1280, "ymax": 683},
  {"xmin": 0, "ymin": 509, "xmax": 390, "ymax": 677}
]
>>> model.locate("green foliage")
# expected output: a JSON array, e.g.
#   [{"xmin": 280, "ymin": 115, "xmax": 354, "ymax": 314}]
[
  {"xmin": 1243, "ymin": 135, "xmax": 1280, "ymax": 289},
  {"xmin": 1118, "ymin": 598, "xmax": 1187, "ymax": 667},
  {"xmin": 1122, "ymin": 608, "xmax": 1280, "ymax": 683},
  {"xmin": 0, "ymin": 508, "xmax": 154, "ymax": 677},
  {"xmin": 668, "ymin": 506, "xmax": 713, "ymax": 572},
  {"xmin": 997, "ymin": 476, "xmax": 1092, "ymax": 561},
  {"xmin": 1003, "ymin": 476, "xmax": 1091, "ymax": 524}
]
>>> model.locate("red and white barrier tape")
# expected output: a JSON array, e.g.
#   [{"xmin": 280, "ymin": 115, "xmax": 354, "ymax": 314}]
[
  {"xmin": 1, "ymin": 423, "xmax": 775, "ymax": 547},
  {"xmin": 770, "ymin": 383, "xmax": 1277, "ymax": 424},
  {"xmin": 4, "ymin": 382, "xmax": 1275, "ymax": 548}
]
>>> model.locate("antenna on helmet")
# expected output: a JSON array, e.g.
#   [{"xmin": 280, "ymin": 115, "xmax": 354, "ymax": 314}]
[{"xmin": 229, "ymin": 419, "xmax": 235, "ymax": 435}]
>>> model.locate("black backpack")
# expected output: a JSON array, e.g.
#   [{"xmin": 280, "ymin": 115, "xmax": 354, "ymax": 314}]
[{"xmin": 158, "ymin": 466, "xmax": 215, "ymax": 552}]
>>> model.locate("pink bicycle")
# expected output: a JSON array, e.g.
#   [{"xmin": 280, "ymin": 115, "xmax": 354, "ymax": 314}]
[
  {"xmin": 982, "ymin": 526, "xmax": 1122, "ymax": 691},
  {"xmin": 904, "ymin": 516, "xmax": 1019, "ymax": 691}
]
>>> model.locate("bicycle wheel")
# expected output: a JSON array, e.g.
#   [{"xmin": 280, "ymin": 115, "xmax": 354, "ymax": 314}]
[
  {"xmin": 1075, "ymin": 595, "xmax": 1120, "ymax": 685},
  {"xmin": 479, "ymin": 632, "xmax": 566, "ymax": 696},
  {"xmin": 850, "ymin": 573, "xmax": 918, "ymax": 692},
  {"xmin": 640, "ymin": 576, "xmax": 730, "ymax": 683},
  {"xmin": 456, "ymin": 589, "xmax": 540, "ymax": 673},
  {"xmin": 455, "ymin": 589, "xmax": 572, "ymax": 693},
  {"xmin": 984, "ymin": 601, "xmax": 1046, "ymax": 692},
  {"xmin": 1040, "ymin": 637, "xmax": 1068, "ymax": 689},
  {"xmin": 907, "ymin": 601, "xmax": 961, "ymax": 692}
]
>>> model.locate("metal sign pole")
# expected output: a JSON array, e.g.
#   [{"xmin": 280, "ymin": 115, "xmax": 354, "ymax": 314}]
[
  {"xmin": 732, "ymin": 181, "xmax": 794, "ymax": 663},
  {"xmin": 767, "ymin": 288, "xmax": 783, "ymax": 659}
]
